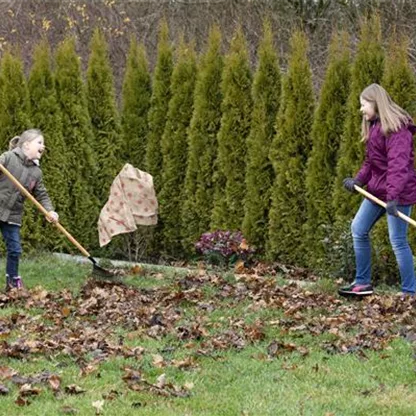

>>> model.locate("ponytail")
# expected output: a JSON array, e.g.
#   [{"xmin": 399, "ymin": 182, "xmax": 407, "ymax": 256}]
[{"xmin": 9, "ymin": 136, "xmax": 20, "ymax": 150}]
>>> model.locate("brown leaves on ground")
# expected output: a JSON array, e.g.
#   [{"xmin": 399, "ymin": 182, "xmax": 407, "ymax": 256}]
[
  {"xmin": 123, "ymin": 368, "xmax": 192, "ymax": 398},
  {"xmin": 0, "ymin": 265, "xmax": 415, "ymax": 404}
]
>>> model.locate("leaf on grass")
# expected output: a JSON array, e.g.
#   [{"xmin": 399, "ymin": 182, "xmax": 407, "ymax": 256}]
[
  {"xmin": 183, "ymin": 381, "xmax": 194, "ymax": 391},
  {"xmin": 155, "ymin": 373, "xmax": 166, "ymax": 388},
  {"xmin": 172, "ymin": 356, "xmax": 198, "ymax": 369},
  {"xmin": 244, "ymin": 321, "xmax": 265, "ymax": 342},
  {"xmin": 122, "ymin": 368, "xmax": 142, "ymax": 383},
  {"xmin": 152, "ymin": 354, "xmax": 165, "ymax": 368},
  {"xmin": 48, "ymin": 374, "xmax": 61, "ymax": 391},
  {"xmin": 0, "ymin": 383, "xmax": 9, "ymax": 395},
  {"xmin": 0, "ymin": 366, "xmax": 17, "ymax": 380},
  {"xmin": 92, "ymin": 400, "xmax": 104, "ymax": 414},
  {"xmin": 19, "ymin": 383, "xmax": 42, "ymax": 397},
  {"xmin": 267, "ymin": 340, "xmax": 308, "ymax": 358},
  {"xmin": 65, "ymin": 384, "xmax": 86, "ymax": 394},
  {"xmin": 15, "ymin": 396, "xmax": 30, "ymax": 406},
  {"xmin": 79, "ymin": 363, "xmax": 99, "ymax": 377},
  {"xmin": 11, "ymin": 374, "xmax": 32, "ymax": 385},
  {"xmin": 102, "ymin": 389, "xmax": 120, "ymax": 401}
]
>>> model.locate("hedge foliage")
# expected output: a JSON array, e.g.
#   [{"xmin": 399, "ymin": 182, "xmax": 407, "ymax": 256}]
[
  {"xmin": 181, "ymin": 26, "xmax": 223, "ymax": 252},
  {"xmin": 304, "ymin": 32, "xmax": 350, "ymax": 267},
  {"xmin": 159, "ymin": 37, "xmax": 197, "ymax": 256},
  {"xmin": 267, "ymin": 30, "xmax": 314, "ymax": 264},
  {"xmin": 211, "ymin": 26, "xmax": 252, "ymax": 231},
  {"xmin": 242, "ymin": 20, "xmax": 281, "ymax": 253}
]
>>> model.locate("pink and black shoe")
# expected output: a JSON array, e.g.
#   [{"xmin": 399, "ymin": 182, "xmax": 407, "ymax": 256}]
[
  {"xmin": 5, "ymin": 275, "xmax": 23, "ymax": 291},
  {"xmin": 338, "ymin": 282, "xmax": 373, "ymax": 297}
]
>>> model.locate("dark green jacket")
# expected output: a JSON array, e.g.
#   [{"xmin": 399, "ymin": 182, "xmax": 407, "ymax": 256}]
[{"xmin": 0, "ymin": 148, "xmax": 53, "ymax": 225}]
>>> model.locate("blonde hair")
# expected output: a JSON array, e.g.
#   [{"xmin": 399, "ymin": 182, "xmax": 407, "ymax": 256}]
[
  {"xmin": 360, "ymin": 84, "xmax": 411, "ymax": 141},
  {"xmin": 9, "ymin": 129, "xmax": 43, "ymax": 150}
]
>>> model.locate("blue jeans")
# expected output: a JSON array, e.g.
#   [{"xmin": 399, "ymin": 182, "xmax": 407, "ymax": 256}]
[
  {"xmin": 351, "ymin": 199, "xmax": 416, "ymax": 294},
  {"xmin": 0, "ymin": 221, "xmax": 22, "ymax": 278}
]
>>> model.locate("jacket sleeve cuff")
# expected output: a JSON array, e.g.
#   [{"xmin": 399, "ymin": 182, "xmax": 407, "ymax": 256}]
[{"xmin": 354, "ymin": 178, "xmax": 364, "ymax": 187}]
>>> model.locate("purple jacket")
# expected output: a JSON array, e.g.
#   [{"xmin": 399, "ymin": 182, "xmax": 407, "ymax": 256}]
[{"xmin": 355, "ymin": 121, "xmax": 416, "ymax": 205}]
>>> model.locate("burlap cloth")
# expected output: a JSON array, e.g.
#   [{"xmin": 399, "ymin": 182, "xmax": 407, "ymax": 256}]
[{"xmin": 98, "ymin": 163, "xmax": 158, "ymax": 247}]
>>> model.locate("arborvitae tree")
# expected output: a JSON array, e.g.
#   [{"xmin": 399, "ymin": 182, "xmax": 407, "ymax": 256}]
[
  {"xmin": 267, "ymin": 30, "xmax": 314, "ymax": 264},
  {"xmin": 180, "ymin": 26, "xmax": 223, "ymax": 253},
  {"xmin": 211, "ymin": 27, "xmax": 252, "ymax": 230},
  {"xmin": 145, "ymin": 19, "xmax": 173, "ymax": 192},
  {"xmin": 87, "ymin": 28, "xmax": 122, "ymax": 205},
  {"xmin": 0, "ymin": 50, "xmax": 30, "ymax": 150},
  {"xmin": 121, "ymin": 36, "xmax": 151, "ymax": 169},
  {"xmin": 28, "ymin": 40, "xmax": 70, "ymax": 251},
  {"xmin": 333, "ymin": 15, "xmax": 384, "ymax": 221},
  {"xmin": 159, "ymin": 38, "xmax": 197, "ymax": 255},
  {"xmin": 304, "ymin": 32, "xmax": 350, "ymax": 264},
  {"xmin": 242, "ymin": 20, "xmax": 281, "ymax": 253},
  {"xmin": 382, "ymin": 33, "xmax": 416, "ymax": 116},
  {"xmin": 55, "ymin": 37, "xmax": 99, "ymax": 249}
]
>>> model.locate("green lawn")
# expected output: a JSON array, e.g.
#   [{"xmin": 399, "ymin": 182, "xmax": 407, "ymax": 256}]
[{"xmin": 0, "ymin": 254, "xmax": 415, "ymax": 415}]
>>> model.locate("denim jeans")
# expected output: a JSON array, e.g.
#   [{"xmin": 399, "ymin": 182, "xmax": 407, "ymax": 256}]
[
  {"xmin": 351, "ymin": 198, "xmax": 416, "ymax": 294},
  {"xmin": 0, "ymin": 221, "xmax": 22, "ymax": 278}
]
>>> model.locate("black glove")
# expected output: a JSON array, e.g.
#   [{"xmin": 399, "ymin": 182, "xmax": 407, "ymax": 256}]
[
  {"xmin": 343, "ymin": 178, "xmax": 362, "ymax": 193},
  {"xmin": 386, "ymin": 200, "xmax": 399, "ymax": 217}
]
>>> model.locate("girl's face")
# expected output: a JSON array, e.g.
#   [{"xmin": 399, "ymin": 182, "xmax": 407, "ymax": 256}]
[
  {"xmin": 360, "ymin": 97, "xmax": 377, "ymax": 121},
  {"xmin": 23, "ymin": 136, "xmax": 45, "ymax": 160}
]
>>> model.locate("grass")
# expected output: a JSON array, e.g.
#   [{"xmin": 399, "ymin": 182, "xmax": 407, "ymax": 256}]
[{"xmin": 0, "ymin": 254, "xmax": 415, "ymax": 415}]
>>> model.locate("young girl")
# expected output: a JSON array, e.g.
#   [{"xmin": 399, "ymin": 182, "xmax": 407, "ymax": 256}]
[
  {"xmin": 339, "ymin": 83, "xmax": 416, "ymax": 298},
  {"xmin": 0, "ymin": 129, "xmax": 59, "ymax": 290}
]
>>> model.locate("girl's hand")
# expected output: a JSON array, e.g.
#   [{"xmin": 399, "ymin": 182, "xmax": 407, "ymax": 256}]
[{"xmin": 47, "ymin": 211, "xmax": 59, "ymax": 223}]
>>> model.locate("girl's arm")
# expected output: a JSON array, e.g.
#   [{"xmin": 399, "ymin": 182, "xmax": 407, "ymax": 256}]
[
  {"xmin": 355, "ymin": 145, "xmax": 372, "ymax": 185},
  {"xmin": 32, "ymin": 173, "xmax": 54, "ymax": 212},
  {"xmin": 386, "ymin": 127, "xmax": 412, "ymax": 201}
]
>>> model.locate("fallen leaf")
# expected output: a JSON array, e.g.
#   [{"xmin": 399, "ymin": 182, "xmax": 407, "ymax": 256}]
[
  {"xmin": 183, "ymin": 381, "xmax": 194, "ymax": 391},
  {"xmin": 0, "ymin": 384, "xmax": 9, "ymax": 395},
  {"xmin": 15, "ymin": 396, "xmax": 30, "ymax": 406},
  {"xmin": 155, "ymin": 373, "xmax": 166, "ymax": 388},
  {"xmin": 131, "ymin": 265, "xmax": 143, "ymax": 275},
  {"xmin": 0, "ymin": 366, "xmax": 17, "ymax": 380},
  {"xmin": 102, "ymin": 389, "xmax": 120, "ymax": 401},
  {"xmin": 19, "ymin": 384, "xmax": 41, "ymax": 397},
  {"xmin": 61, "ymin": 306, "xmax": 71, "ymax": 317},
  {"xmin": 152, "ymin": 354, "xmax": 165, "ymax": 368},
  {"xmin": 65, "ymin": 384, "xmax": 86, "ymax": 394},
  {"xmin": 92, "ymin": 400, "xmax": 104, "ymax": 415}
]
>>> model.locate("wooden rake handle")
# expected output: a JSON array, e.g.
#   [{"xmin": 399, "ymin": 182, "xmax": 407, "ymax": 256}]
[
  {"xmin": 0, "ymin": 163, "xmax": 91, "ymax": 257},
  {"xmin": 354, "ymin": 184, "xmax": 416, "ymax": 228}
]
